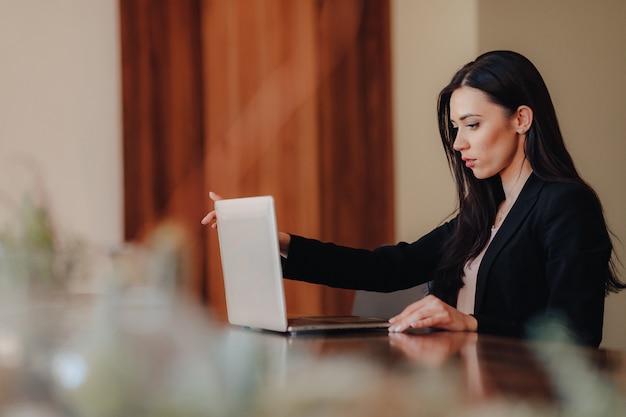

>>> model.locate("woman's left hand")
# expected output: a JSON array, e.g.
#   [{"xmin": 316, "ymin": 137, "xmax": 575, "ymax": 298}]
[{"xmin": 388, "ymin": 295, "xmax": 478, "ymax": 333}]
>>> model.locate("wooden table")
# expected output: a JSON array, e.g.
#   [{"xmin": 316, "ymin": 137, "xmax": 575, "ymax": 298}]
[
  {"xmin": 224, "ymin": 326, "xmax": 626, "ymax": 415},
  {"xmin": 2, "ymin": 298, "xmax": 625, "ymax": 416}
]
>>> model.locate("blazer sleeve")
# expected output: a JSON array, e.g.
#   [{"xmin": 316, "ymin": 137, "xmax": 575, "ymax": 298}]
[{"xmin": 282, "ymin": 220, "xmax": 455, "ymax": 292}]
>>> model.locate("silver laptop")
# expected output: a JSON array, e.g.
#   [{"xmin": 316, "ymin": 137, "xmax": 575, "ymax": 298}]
[{"xmin": 215, "ymin": 195, "xmax": 389, "ymax": 334}]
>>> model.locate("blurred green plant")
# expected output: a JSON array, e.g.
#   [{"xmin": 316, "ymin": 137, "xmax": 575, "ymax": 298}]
[{"xmin": 0, "ymin": 193, "xmax": 84, "ymax": 293}]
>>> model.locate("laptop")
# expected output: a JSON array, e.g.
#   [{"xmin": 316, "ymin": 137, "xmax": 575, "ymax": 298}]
[{"xmin": 215, "ymin": 195, "xmax": 389, "ymax": 334}]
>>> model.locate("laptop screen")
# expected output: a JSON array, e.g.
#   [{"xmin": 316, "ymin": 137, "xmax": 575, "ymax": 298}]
[{"xmin": 215, "ymin": 196, "xmax": 288, "ymax": 332}]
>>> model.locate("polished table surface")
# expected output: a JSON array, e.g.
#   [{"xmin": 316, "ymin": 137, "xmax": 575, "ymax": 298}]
[
  {"xmin": 2, "ymin": 296, "xmax": 625, "ymax": 416},
  {"xmin": 222, "ymin": 325, "xmax": 626, "ymax": 415}
]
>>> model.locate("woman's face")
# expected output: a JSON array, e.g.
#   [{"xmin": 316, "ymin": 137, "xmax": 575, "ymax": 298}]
[{"xmin": 450, "ymin": 86, "xmax": 525, "ymax": 180}]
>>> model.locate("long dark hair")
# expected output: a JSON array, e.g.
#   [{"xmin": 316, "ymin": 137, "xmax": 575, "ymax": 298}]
[{"xmin": 431, "ymin": 50, "xmax": 623, "ymax": 303}]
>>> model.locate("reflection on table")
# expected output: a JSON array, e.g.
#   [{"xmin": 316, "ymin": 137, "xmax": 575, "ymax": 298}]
[
  {"xmin": 227, "ymin": 324, "xmax": 626, "ymax": 415},
  {"xmin": 1, "ymin": 292, "xmax": 625, "ymax": 416}
]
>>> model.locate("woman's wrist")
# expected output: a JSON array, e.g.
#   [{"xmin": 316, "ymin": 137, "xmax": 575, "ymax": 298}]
[{"xmin": 278, "ymin": 232, "xmax": 291, "ymax": 255}]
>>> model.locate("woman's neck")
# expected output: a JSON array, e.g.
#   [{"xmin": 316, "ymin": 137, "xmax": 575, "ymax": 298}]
[
  {"xmin": 500, "ymin": 159, "xmax": 532, "ymax": 201},
  {"xmin": 493, "ymin": 160, "xmax": 533, "ymax": 229}
]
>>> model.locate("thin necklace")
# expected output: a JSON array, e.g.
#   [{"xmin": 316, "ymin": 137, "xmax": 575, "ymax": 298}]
[{"xmin": 493, "ymin": 170, "xmax": 530, "ymax": 228}]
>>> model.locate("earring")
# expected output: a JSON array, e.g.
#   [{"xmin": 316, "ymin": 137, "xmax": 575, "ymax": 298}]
[{"xmin": 518, "ymin": 128, "xmax": 525, "ymax": 134}]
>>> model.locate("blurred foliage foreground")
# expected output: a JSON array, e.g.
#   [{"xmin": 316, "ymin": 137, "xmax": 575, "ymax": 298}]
[{"xmin": 0, "ymin": 193, "xmax": 624, "ymax": 417}]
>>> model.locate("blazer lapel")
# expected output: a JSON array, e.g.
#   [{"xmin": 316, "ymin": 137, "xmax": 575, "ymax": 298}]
[{"xmin": 474, "ymin": 174, "xmax": 545, "ymax": 312}]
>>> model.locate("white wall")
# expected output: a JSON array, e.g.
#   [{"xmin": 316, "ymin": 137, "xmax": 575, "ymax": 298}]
[
  {"xmin": 0, "ymin": 0, "xmax": 122, "ymax": 248},
  {"xmin": 392, "ymin": 0, "xmax": 626, "ymax": 350}
]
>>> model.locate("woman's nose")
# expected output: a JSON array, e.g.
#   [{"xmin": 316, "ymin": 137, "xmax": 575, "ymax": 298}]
[{"xmin": 453, "ymin": 132, "xmax": 467, "ymax": 151}]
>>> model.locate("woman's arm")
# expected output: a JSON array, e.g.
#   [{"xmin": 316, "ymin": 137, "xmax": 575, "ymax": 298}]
[{"xmin": 282, "ymin": 220, "xmax": 455, "ymax": 292}]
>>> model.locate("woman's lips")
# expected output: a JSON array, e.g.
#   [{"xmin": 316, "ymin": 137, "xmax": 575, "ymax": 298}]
[{"xmin": 462, "ymin": 157, "xmax": 476, "ymax": 168}]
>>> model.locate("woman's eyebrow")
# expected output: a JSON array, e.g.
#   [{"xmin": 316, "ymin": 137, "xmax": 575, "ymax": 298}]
[
  {"xmin": 459, "ymin": 113, "xmax": 480, "ymax": 121},
  {"xmin": 450, "ymin": 113, "xmax": 480, "ymax": 124}
]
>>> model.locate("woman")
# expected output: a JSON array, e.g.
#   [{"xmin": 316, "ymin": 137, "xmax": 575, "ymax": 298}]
[{"xmin": 203, "ymin": 51, "xmax": 624, "ymax": 347}]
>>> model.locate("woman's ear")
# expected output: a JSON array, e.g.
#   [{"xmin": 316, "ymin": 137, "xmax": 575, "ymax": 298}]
[{"xmin": 515, "ymin": 105, "xmax": 533, "ymax": 134}]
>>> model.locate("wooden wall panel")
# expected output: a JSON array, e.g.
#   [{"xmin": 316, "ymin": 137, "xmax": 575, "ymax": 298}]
[
  {"xmin": 202, "ymin": 0, "xmax": 324, "ymax": 316},
  {"xmin": 120, "ymin": 0, "xmax": 207, "ymax": 297},
  {"xmin": 316, "ymin": 0, "xmax": 395, "ymax": 312},
  {"xmin": 120, "ymin": 0, "xmax": 393, "ymax": 318}
]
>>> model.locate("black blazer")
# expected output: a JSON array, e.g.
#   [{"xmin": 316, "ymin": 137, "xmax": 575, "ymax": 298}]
[{"xmin": 283, "ymin": 174, "xmax": 611, "ymax": 347}]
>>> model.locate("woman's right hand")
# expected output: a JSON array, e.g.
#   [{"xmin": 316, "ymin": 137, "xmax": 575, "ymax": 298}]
[
  {"xmin": 200, "ymin": 192, "xmax": 222, "ymax": 228},
  {"xmin": 200, "ymin": 191, "xmax": 292, "ymax": 255}
]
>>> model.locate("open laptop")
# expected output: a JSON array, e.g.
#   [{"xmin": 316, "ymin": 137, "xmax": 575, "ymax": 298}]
[{"xmin": 215, "ymin": 195, "xmax": 389, "ymax": 334}]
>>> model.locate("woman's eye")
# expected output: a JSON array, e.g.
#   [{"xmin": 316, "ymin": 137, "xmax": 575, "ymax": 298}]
[{"xmin": 467, "ymin": 123, "xmax": 479, "ymax": 129}]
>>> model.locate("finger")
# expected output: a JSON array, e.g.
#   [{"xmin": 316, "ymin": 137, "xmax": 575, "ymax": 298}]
[
  {"xmin": 209, "ymin": 191, "xmax": 223, "ymax": 202},
  {"xmin": 201, "ymin": 211, "xmax": 216, "ymax": 225},
  {"xmin": 389, "ymin": 311, "xmax": 417, "ymax": 330},
  {"xmin": 389, "ymin": 298, "xmax": 446, "ymax": 332},
  {"xmin": 201, "ymin": 192, "xmax": 223, "ymax": 225},
  {"xmin": 388, "ymin": 322, "xmax": 410, "ymax": 333},
  {"xmin": 407, "ymin": 316, "xmax": 437, "ymax": 329},
  {"xmin": 389, "ymin": 317, "xmax": 427, "ymax": 333},
  {"xmin": 389, "ymin": 296, "xmax": 431, "ymax": 324},
  {"xmin": 408, "ymin": 310, "xmax": 464, "ymax": 332},
  {"xmin": 395, "ymin": 295, "xmax": 444, "ymax": 322},
  {"xmin": 389, "ymin": 302, "xmax": 421, "ymax": 323},
  {"xmin": 388, "ymin": 313, "xmax": 421, "ymax": 332}
]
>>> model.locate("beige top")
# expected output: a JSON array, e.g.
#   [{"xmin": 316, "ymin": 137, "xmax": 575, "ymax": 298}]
[{"xmin": 457, "ymin": 227, "xmax": 499, "ymax": 315}]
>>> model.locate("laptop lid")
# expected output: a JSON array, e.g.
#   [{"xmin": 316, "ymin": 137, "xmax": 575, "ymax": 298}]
[
  {"xmin": 215, "ymin": 196, "xmax": 288, "ymax": 332},
  {"xmin": 215, "ymin": 195, "xmax": 389, "ymax": 333}
]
